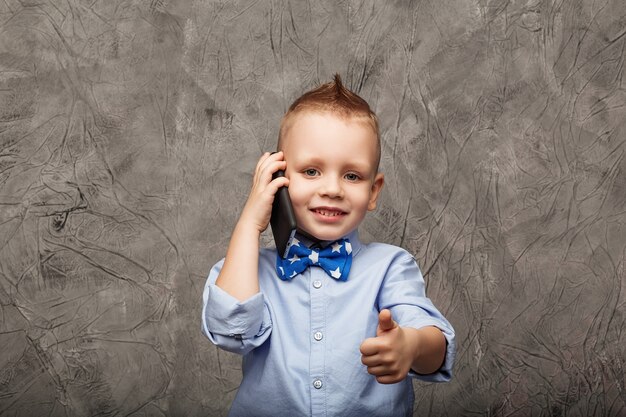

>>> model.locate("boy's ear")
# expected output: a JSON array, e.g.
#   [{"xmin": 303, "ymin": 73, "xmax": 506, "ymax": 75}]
[{"xmin": 367, "ymin": 173, "xmax": 385, "ymax": 211}]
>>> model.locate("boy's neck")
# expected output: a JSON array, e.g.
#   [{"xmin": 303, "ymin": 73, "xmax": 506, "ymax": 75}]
[{"xmin": 295, "ymin": 228, "xmax": 355, "ymax": 249}]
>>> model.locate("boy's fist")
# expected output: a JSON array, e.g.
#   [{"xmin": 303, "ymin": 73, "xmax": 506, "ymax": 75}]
[{"xmin": 359, "ymin": 309, "xmax": 415, "ymax": 384}]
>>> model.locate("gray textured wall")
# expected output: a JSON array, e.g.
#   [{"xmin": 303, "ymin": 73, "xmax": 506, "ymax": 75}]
[{"xmin": 1, "ymin": 0, "xmax": 625, "ymax": 416}]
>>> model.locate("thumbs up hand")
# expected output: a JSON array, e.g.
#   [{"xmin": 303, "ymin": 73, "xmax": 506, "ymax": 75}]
[
  {"xmin": 359, "ymin": 309, "xmax": 415, "ymax": 384},
  {"xmin": 376, "ymin": 308, "xmax": 397, "ymax": 334}
]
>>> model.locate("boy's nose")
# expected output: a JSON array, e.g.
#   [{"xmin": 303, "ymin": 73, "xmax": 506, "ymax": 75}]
[{"xmin": 319, "ymin": 176, "xmax": 344, "ymax": 198}]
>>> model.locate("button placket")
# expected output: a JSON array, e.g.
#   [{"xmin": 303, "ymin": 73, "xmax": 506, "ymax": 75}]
[{"xmin": 309, "ymin": 268, "xmax": 326, "ymax": 412}]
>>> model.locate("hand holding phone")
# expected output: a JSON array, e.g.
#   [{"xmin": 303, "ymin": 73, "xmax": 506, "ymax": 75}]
[{"xmin": 270, "ymin": 158, "xmax": 297, "ymax": 258}]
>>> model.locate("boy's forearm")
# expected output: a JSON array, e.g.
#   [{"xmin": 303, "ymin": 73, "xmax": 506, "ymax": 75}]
[
  {"xmin": 404, "ymin": 326, "xmax": 447, "ymax": 375},
  {"xmin": 213, "ymin": 152, "xmax": 288, "ymax": 302},
  {"xmin": 215, "ymin": 220, "xmax": 262, "ymax": 301}
]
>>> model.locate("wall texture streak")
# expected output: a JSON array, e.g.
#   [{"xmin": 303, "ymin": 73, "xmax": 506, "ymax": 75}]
[{"xmin": 0, "ymin": 0, "xmax": 625, "ymax": 416}]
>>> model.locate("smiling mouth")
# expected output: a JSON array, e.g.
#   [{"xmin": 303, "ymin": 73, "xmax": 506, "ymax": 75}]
[{"xmin": 312, "ymin": 208, "xmax": 346, "ymax": 217}]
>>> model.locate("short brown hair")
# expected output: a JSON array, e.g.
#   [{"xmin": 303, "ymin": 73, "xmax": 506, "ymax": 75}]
[{"xmin": 277, "ymin": 74, "xmax": 380, "ymax": 169}]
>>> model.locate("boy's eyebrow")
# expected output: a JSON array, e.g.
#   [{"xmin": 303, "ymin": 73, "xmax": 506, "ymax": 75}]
[
  {"xmin": 344, "ymin": 161, "xmax": 372, "ymax": 173},
  {"xmin": 294, "ymin": 155, "xmax": 373, "ymax": 173}
]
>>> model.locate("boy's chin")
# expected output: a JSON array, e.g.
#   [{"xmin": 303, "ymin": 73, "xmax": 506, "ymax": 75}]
[{"xmin": 298, "ymin": 227, "xmax": 352, "ymax": 242}]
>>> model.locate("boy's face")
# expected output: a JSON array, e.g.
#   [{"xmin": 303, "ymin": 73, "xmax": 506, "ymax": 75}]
[{"xmin": 281, "ymin": 111, "xmax": 384, "ymax": 241}]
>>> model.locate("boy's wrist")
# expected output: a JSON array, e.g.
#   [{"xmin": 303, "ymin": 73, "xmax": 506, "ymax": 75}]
[
  {"xmin": 408, "ymin": 326, "xmax": 446, "ymax": 375},
  {"xmin": 235, "ymin": 216, "xmax": 264, "ymax": 238},
  {"xmin": 404, "ymin": 327, "xmax": 423, "ymax": 371}
]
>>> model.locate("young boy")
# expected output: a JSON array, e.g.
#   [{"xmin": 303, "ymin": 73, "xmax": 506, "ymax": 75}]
[{"xmin": 202, "ymin": 75, "xmax": 455, "ymax": 417}]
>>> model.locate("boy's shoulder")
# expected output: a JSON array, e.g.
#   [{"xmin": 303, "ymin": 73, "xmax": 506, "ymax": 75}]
[
  {"xmin": 260, "ymin": 246, "xmax": 279, "ymax": 259},
  {"xmin": 358, "ymin": 240, "xmax": 415, "ymax": 261}
]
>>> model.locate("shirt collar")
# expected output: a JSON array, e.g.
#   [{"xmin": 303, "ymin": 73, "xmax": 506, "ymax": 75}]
[{"xmin": 295, "ymin": 229, "xmax": 362, "ymax": 255}]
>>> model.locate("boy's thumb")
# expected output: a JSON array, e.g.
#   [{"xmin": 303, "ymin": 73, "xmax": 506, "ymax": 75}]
[{"xmin": 377, "ymin": 309, "xmax": 397, "ymax": 333}]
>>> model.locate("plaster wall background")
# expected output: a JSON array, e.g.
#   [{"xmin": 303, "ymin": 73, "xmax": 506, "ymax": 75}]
[{"xmin": 0, "ymin": 0, "xmax": 625, "ymax": 416}]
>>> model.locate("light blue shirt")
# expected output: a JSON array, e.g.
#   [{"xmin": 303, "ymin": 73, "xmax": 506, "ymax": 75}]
[{"xmin": 202, "ymin": 230, "xmax": 455, "ymax": 417}]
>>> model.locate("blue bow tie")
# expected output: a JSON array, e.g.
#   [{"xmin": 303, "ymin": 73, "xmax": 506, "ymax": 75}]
[{"xmin": 276, "ymin": 238, "xmax": 352, "ymax": 281}]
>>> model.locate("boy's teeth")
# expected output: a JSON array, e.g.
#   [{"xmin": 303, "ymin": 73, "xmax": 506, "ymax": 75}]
[{"xmin": 317, "ymin": 209, "xmax": 340, "ymax": 216}]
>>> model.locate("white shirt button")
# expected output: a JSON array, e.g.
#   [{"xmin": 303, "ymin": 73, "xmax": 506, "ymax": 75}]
[
  {"xmin": 313, "ymin": 379, "xmax": 323, "ymax": 389},
  {"xmin": 313, "ymin": 280, "xmax": 322, "ymax": 289},
  {"xmin": 313, "ymin": 331, "xmax": 323, "ymax": 341}
]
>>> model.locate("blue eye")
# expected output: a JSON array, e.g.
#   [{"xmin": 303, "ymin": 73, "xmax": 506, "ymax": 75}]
[
  {"xmin": 345, "ymin": 173, "xmax": 360, "ymax": 181},
  {"xmin": 304, "ymin": 169, "xmax": 319, "ymax": 176}
]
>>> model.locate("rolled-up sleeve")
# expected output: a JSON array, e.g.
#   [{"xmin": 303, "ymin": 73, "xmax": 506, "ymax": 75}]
[
  {"xmin": 378, "ymin": 253, "xmax": 456, "ymax": 382},
  {"xmin": 201, "ymin": 259, "xmax": 272, "ymax": 355}
]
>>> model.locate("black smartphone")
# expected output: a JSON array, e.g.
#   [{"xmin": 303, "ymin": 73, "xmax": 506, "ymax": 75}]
[{"xmin": 270, "ymin": 167, "xmax": 297, "ymax": 258}]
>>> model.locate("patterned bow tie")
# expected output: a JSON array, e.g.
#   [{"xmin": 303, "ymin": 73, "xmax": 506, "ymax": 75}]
[{"xmin": 276, "ymin": 238, "xmax": 352, "ymax": 281}]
